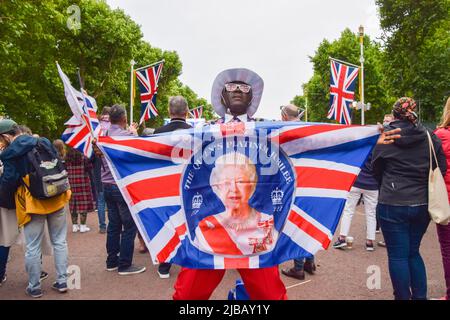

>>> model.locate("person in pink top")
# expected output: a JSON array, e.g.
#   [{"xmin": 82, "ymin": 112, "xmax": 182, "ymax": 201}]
[{"xmin": 434, "ymin": 96, "xmax": 450, "ymax": 300}]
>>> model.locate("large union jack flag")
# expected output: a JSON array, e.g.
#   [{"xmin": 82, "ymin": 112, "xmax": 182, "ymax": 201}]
[
  {"xmin": 98, "ymin": 122, "xmax": 379, "ymax": 269},
  {"xmin": 327, "ymin": 60, "xmax": 359, "ymax": 125},
  {"xmin": 135, "ymin": 61, "xmax": 164, "ymax": 125},
  {"xmin": 189, "ymin": 106, "xmax": 203, "ymax": 119}
]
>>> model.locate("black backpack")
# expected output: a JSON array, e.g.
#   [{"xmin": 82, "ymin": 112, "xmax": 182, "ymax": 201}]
[{"xmin": 23, "ymin": 139, "xmax": 70, "ymax": 200}]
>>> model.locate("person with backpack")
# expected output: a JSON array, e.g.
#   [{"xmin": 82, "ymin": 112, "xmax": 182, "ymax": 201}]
[{"xmin": 0, "ymin": 119, "xmax": 71, "ymax": 298}]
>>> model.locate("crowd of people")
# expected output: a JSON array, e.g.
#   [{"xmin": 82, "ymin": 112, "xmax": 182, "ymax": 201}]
[{"xmin": 0, "ymin": 67, "xmax": 449, "ymax": 301}]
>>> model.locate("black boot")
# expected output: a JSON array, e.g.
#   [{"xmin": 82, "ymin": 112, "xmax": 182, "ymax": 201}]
[{"xmin": 281, "ymin": 267, "xmax": 305, "ymax": 280}]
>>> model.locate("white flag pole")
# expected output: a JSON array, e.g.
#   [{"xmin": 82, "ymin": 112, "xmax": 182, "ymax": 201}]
[{"xmin": 129, "ymin": 59, "xmax": 136, "ymax": 126}]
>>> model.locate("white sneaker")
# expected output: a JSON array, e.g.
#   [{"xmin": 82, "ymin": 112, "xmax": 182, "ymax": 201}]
[
  {"xmin": 157, "ymin": 271, "xmax": 170, "ymax": 279},
  {"xmin": 80, "ymin": 225, "xmax": 91, "ymax": 233},
  {"xmin": 72, "ymin": 224, "xmax": 80, "ymax": 233}
]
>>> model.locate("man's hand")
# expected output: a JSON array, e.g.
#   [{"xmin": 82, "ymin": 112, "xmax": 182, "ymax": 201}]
[
  {"xmin": 376, "ymin": 123, "xmax": 401, "ymax": 145},
  {"xmin": 91, "ymin": 138, "xmax": 104, "ymax": 157},
  {"xmin": 129, "ymin": 122, "xmax": 139, "ymax": 135}
]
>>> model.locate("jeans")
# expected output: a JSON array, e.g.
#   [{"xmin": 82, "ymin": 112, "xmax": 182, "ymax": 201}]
[
  {"xmin": 340, "ymin": 187, "xmax": 378, "ymax": 240},
  {"xmin": 436, "ymin": 223, "xmax": 450, "ymax": 298},
  {"xmin": 0, "ymin": 246, "xmax": 10, "ymax": 280},
  {"xmin": 377, "ymin": 204, "xmax": 430, "ymax": 300},
  {"xmin": 293, "ymin": 256, "xmax": 314, "ymax": 271},
  {"xmin": 23, "ymin": 208, "xmax": 68, "ymax": 291},
  {"xmin": 104, "ymin": 184, "xmax": 137, "ymax": 271},
  {"xmin": 97, "ymin": 191, "xmax": 107, "ymax": 230}
]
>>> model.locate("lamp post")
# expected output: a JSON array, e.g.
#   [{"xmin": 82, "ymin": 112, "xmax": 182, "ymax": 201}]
[{"xmin": 359, "ymin": 25, "xmax": 365, "ymax": 125}]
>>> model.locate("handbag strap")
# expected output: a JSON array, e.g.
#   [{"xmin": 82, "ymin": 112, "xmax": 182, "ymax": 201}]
[{"xmin": 426, "ymin": 131, "xmax": 440, "ymax": 171}]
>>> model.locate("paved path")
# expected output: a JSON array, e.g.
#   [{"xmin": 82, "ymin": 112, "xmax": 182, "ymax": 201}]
[{"xmin": 0, "ymin": 205, "xmax": 446, "ymax": 300}]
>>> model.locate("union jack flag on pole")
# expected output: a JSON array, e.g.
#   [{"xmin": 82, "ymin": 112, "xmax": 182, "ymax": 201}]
[
  {"xmin": 98, "ymin": 121, "xmax": 379, "ymax": 269},
  {"xmin": 57, "ymin": 63, "xmax": 100, "ymax": 157},
  {"xmin": 327, "ymin": 59, "xmax": 359, "ymax": 125},
  {"xmin": 190, "ymin": 106, "xmax": 203, "ymax": 119},
  {"xmin": 135, "ymin": 61, "xmax": 164, "ymax": 125}
]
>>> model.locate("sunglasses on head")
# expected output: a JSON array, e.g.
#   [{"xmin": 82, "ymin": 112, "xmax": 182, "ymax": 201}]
[{"xmin": 224, "ymin": 83, "xmax": 252, "ymax": 93}]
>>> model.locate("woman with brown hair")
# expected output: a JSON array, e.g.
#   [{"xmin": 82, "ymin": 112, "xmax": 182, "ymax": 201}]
[
  {"xmin": 52, "ymin": 139, "xmax": 66, "ymax": 161},
  {"xmin": 434, "ymin": 97, "xmax": 450, "ymax": 300}
]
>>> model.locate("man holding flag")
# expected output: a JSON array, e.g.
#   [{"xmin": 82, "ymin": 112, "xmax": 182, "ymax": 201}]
[
  {"xmin": 97, "ymin": 68, "xmax": 401, "ymax": 300},
  {"xmin": 100, "ymin": 105, "xmax": 145, "ymax": 276}
]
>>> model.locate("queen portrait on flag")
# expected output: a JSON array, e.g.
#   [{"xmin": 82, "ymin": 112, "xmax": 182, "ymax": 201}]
[{"xmin": 193, "ymin": 151, "xmax": 278, "ymax": 256}]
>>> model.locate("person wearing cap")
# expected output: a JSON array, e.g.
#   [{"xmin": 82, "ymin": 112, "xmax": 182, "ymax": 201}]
[
  {"xmin": 0, "ymin": 119, "xmax": 71, "ymax": 298},
  {"xmin": 372, "ymin": 97, "xmax": 447, "ymax": 300},
  {"xmin": 172, "ymin": 68, "xmax": 288, "ymax": 300},
  {"xmin": 280, "ymin": 104, "xmax": 305, "ymax": 122}
]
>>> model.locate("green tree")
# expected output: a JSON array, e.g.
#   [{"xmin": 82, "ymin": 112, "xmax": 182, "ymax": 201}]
[
  {"xmin": 291, "ymin": 95, "xmax": 306, "ymax": 108},
  {"xmin": 299, "ymin": 29, "xmax": 394, "ymax": 125},
  {"xmin": 376, "ymin": 0, "xmax": 450, "ymax": 122},
  {"xmin": 0, "ymin": 0, "xmax": 210, "ymax": 138}
]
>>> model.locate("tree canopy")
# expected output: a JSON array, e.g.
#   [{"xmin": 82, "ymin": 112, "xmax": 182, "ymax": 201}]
[
  {"xmin": 376, "ymin": 0, "xmax": 450, "ymax": 122},
  {"xmin": 0, "ymin": 0, "xmax": 213, "ymax": 138},
  {"xmin": 298, "ymin": 29, "xmax": 392, "ymax": 125},
  {"xmin": 295, "ymin": 0, "xmax": 449, "ymax": 125}
]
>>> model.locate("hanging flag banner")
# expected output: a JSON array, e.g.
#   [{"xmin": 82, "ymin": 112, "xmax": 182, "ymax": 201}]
[
  {"xmin": 327, "ymin": 59, "xmax": 359, "ymax": 125},
  {"xmin": 135, "ymin": 61, "xmax": 164, "ymax": 125}
]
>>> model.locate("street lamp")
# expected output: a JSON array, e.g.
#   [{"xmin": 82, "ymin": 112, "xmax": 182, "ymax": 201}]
[
  {"xmin": 351, "ymin": 101, "xmax": 371, "ymax": 113},
  {"xmin": 359, "ymin": 25, "xmax": 365, "ymax": 125},
  {"xmin": 129, "ymin": 59, "xmax": 136, "ymax": 126}
]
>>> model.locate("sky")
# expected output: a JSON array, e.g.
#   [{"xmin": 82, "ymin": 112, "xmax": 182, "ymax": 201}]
[{"xmin": 106, "ymin": 0, "xmax": 382, "ymax": 120}]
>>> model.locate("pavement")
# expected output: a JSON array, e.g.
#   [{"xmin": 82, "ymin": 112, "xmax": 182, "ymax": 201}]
[{"xmin": 0, "ymin": 205, "xmax": 446, "ymax": 300}]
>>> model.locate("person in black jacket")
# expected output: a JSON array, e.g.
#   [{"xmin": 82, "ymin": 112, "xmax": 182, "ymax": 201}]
[
  {"xmin": 153, "ymin": 96, "xmax": 192, "ymax": 278},
  {"xmin": 154, "ymin": 96, "xmax": 192, "ymax": 134},
  {"xmin": 372, "ymin": 97, "xmax": 447, "ymax": 300}
]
